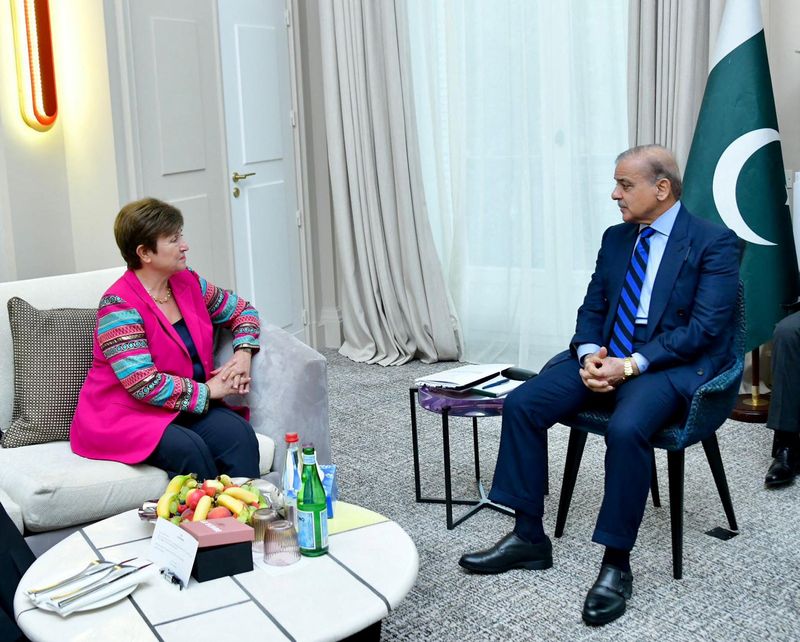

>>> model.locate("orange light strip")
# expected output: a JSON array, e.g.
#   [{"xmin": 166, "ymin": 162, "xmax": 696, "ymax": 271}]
[{"xmin": 11, "ymin": 0, "xmax": 57, "ymax": 131}]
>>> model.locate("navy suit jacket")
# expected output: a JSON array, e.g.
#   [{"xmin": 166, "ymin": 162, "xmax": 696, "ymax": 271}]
[{"xmin": 566, "ymin": 205, "xmax": 740, "ymax": 398}]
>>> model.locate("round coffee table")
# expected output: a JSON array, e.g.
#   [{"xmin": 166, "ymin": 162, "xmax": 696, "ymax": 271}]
[{"xmin": 14, "ymin": 502, "xmax": 418, "ymax": 641}]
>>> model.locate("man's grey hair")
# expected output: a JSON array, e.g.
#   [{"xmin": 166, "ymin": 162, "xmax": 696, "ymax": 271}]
[{"xmin": 616, "ymin": 144, "xmax": 683, "ymax": 199}]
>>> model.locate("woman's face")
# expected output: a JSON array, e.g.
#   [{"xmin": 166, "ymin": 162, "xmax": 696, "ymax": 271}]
[{"xmin": 145, "ymin": 230, "xmax": 189, "ymax": 274}]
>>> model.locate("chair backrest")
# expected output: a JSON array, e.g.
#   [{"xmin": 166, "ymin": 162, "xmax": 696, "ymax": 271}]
[{"xmin": 732, "ymin": 281, "xmax": 746, "ymax": 364}]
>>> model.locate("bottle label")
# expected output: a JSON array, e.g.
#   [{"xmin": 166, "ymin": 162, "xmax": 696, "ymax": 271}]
[
  {"xmin": 297, "ymin": 509, "xmax": 316, "ymax": 550},
  {"xmin": 303, "ymin": 453, "xmax": 316, "ymax": 465}
]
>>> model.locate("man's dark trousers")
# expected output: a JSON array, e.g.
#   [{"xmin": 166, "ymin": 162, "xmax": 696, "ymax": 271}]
[{"xmin": 488, "ymin": 353, "xmax": 688, "ymax": 551}]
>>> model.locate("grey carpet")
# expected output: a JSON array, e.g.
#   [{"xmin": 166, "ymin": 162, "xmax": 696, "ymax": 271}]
[{"xmin": 322, "ymin": 349, "xmax": 800, "ymax": 642}]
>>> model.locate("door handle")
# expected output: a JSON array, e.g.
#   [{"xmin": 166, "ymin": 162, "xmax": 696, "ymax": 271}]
[{"xmin": 232, "ymin": 171, "xmax": 256, "ymax": 183}]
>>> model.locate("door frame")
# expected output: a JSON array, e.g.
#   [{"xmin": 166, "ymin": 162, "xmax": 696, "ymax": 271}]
[{"xmin": 102, "ymin": 0, "xmax": 316, "ymax": 345}]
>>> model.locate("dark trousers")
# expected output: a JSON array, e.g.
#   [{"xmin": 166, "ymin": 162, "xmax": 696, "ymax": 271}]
[
  {"xmin": 0, "ymin": 503, "xmax": 34, "ymax": 642},
  {"xmin": 767, "ymin": 311, "xmax": 800, "ymax": 435},
  {"xmin": 488, "ymin": 353, "xmax": 688, "ymax": 551},
  {"xmin": 146, "ymin": 406, "xmax": 260, "ymax": 480}
]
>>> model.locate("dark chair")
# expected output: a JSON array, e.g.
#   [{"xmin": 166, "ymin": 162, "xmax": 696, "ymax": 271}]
[{"xmin": 554, "ymin": 282, "xmax": 744, "ymax": 579}]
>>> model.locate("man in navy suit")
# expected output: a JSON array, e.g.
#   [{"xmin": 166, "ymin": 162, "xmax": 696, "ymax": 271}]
[{"xmin": 459, "ymin": 145, "xmax": 740, "ymax": 626}]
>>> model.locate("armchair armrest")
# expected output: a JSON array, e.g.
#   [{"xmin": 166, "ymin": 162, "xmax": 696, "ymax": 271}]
[{"xmin": 215, "ymin": 325, "xmax": 331, "ymax": 477}]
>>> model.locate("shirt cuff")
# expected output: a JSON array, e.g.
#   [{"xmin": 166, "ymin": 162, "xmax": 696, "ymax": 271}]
[
  {"xmin": 577, "ymin": 343, "xmax": 601, "ymax": 366},
  {"xmin": 632, "ymin": 352, "xmax": 649, "ymax": 374}
]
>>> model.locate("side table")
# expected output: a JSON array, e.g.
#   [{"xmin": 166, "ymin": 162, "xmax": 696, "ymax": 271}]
[{"xmin": 410, "ymin": 385, "xmax": 548, "ymax": 529}]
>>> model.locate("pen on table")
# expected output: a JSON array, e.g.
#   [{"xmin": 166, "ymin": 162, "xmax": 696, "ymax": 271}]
[{"xmin": 483, "ymin": 378, "xmax": 509, "ymax": 389}]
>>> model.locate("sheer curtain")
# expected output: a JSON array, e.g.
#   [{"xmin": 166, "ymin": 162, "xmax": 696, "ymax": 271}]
[{"xmin": 407, "ymin": 1, "xmax": 629, "ymax": 369}]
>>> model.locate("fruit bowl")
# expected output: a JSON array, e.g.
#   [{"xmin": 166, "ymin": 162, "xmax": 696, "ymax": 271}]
[{"xmin": 145, "ymin": 474, "xmax": 279, "ymax": 526}]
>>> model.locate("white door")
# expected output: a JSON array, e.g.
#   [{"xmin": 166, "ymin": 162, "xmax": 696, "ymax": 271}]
[
  {"xmin": 125, "ymin": 0, "xmax": 234, "ymax": 287},
  {"xmin": 218, "ymin": 0, "xmax": 306, "ymax": 340}
]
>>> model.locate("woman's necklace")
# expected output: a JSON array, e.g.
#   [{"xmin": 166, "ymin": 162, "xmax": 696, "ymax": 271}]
[{"xmin": 148, "ymin": 285, "xmax": 172, "ymax": 305}]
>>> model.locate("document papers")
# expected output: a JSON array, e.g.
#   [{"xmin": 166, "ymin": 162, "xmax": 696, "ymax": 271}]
[
  {"xmin": 469, "ymin": 375, "xmax": 525, "ymax": 398},
  {"xmin": 414, "ymin": 363, "xmax": 513, "ymax": 390}
]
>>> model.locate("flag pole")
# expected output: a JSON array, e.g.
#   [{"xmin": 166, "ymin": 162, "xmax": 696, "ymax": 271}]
[{"xmin": 731, "ymin": 346, "xmax": 770, "ymax": 421}]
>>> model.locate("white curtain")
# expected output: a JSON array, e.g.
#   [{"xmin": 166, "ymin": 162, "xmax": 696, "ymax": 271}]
[
  {"xmin": 319, "ymin": 0, "xmax": 461, "ymax": 366},
  {"xmin": 407, "ymin": 1, "xmax": 629, "ymax": 369}
]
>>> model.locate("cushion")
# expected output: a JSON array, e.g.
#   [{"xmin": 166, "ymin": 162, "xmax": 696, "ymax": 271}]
[
  {"xmin": 2, "ymin": 298, "xmax": 96, "ymax": 448},
  {"xmin": 0, "ymin": 441, "xmax": 168, "ymax": 532}
]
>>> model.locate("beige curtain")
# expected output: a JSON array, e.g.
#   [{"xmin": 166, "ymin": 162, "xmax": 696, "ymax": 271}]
[
  {"xmin": 318, "ymin": 0, "xmax": 461, "ymax": 366},
  {"xmin": 628, "ymin": 0, "xmax": 725, "ymax": 169}
]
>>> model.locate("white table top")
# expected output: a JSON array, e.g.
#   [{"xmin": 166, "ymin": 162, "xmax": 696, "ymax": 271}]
[{"xmin": 15, "ymin": 503, "xmax": 418, "ymax": 642}]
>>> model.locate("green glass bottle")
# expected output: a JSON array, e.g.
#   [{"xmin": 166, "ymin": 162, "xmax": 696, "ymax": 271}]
[{"xmin": 297, "ymin": 445, "xmax": 328, "ymax": 556}]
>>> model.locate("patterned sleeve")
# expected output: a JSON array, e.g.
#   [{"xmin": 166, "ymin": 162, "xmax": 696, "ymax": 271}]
[
  {"xmin": 192, "ymin": 270, "xmax": 260, "ymax": 352},
  {"xmin": 96, "ymin": 295, "xmax": 209, "ymax": 414}
]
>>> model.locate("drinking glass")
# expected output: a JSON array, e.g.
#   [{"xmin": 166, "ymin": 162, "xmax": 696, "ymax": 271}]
[
  {"xmin": 264, "ymin": 520, "xmax": 300, "ymax": 566},
  {"xmin": 251, "ymin": 508, "xmax": 279, "ymax": 555}
]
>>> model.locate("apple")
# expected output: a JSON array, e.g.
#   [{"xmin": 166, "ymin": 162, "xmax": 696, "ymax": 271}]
[
  {"xmin": 201, "ymin": 479, "xmax": 224, "ymax": 497},
  {"xmin": 207, "ymin": 506, "xmax": 233, "ymax": 520},
  {"xmin": 187, "ymin": 488, "xmax": 207, "ymax": 510},
  {"xmin": 181, "ymin": 509, "xmax": 194, "ymax": 521},
  {"xmin": 176, "ymin": 503, "xmax": 187, "ymax": 514}
]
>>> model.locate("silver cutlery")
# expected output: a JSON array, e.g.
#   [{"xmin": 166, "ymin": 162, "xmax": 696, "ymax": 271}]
[
  {"xmin": 27, "ymin": 557, "xmax": 137, "ymax": 596},
  {"xmin": 55, "ymin": 563, "xmax": 152, "ymax": 609}
]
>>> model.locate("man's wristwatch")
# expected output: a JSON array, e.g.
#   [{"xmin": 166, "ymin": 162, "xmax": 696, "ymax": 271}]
[{"xmin": 622, "ymin": 357, "xmax": 634, "ymax": 381}]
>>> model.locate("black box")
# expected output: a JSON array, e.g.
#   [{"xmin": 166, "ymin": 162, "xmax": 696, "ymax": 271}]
[{"xmin": 191, "ymin": 540, "xmax": 253, "ymax": 582}]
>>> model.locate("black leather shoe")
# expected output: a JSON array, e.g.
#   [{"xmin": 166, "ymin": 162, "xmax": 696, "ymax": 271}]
[
  {"xmin": 765, "ymin": 447, "xmax": 799, "ymax": 488},
  {"xmin": 459, "ymin": 532, "xmax": 552, "ymax": 574},
  {"xmin": 582, "ymin": 564, "xmax": 633, "ymax": 626}
]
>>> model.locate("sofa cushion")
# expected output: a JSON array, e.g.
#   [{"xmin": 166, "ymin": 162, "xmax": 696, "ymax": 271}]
[
  {"xmin": 2, "ymin": 298, "xmax": 96, "ymax": 448},
  {"xmin": 0, "ymin": 441, "xmax": 168, "ymax": 532}
]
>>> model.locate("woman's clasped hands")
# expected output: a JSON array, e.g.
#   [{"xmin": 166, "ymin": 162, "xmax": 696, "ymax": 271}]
[{"xmin": 206, "ymin": 350, "xmax": 253, "ymax": 398}]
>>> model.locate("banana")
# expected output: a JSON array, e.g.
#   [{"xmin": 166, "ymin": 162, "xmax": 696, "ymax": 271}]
[
  {"xmin": 193, "ymin": 495, "xmax": 213, "ymax": 521},
  {"xmin": 216, "ymin": 494, "xmax": 246, "ymax": 516},
  {"xmin": 218, "ymin": 474, "xmax": 234, "ymax": 487},
  {"xmin": 221, "ymin": 486, "xmax": 259, "ymax": 504},
  {"xmin": 165, "ymin": 473, "xmax": 196, "ymax": 495},
  {"xmin": 156, "ymin": 492, "xmax": 179, "ymax": 519}
]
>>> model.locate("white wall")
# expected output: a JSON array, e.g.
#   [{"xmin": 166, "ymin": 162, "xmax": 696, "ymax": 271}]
[
  {"xmin": 0, "ymin": 0, "xmax": 120, "ymax": 282},
  {"xmin": 52, "ymin": 0, "xmax": 121, "ymax": 273}
]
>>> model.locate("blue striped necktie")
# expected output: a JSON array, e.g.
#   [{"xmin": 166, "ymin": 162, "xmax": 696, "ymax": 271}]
[{"xmin": 608, "ymin": 226, "xmax": 656, "ymax": 358}]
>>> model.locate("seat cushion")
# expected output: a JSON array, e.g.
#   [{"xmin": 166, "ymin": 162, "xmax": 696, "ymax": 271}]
[
  {"xmin": 2, "ymin": 298, "xmax": 96, "ymax": 448},
  {"xmin": 0, "ymin": 441, "xmax": 168, "ymax": 532}
]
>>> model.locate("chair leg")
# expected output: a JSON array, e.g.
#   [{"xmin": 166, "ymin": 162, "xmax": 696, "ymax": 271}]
[
  {"xmin": 702, "ymin": 434, "xmax": 739, "ymax": 532},
  {"xmin": 667, "ymin": 449, "xmax": 685, "ymax": 580},
  {"xmin": 650, "ymin": 449, "xmax": 661, "ymax": 508},
  {"xmin": 555, "ymin": 429, "xmax": 588, "ymax": 538}
]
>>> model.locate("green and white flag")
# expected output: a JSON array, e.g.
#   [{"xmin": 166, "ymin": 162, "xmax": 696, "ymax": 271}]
[{"xmin": 682, "ymin": 0, "xmax": 799, "ymax": 352}]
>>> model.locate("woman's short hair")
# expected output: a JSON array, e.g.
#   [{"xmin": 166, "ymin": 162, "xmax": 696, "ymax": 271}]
[{"xmin": 114, "ymin": 198, "xmax": 183, "ymax": 270}]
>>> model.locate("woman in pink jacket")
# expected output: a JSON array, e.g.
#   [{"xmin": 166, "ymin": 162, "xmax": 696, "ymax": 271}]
[{"xmin": 70, "ymin": 198, "xmax": 261, "ymax": 479}]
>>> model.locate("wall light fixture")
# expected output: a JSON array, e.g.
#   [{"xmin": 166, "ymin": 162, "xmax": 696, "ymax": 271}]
[{"xmin": 10, "ymin": 0, "xmax": 57, "ymax": 131}]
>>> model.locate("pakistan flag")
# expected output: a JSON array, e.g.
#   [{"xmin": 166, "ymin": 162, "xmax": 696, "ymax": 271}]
[{"xmin": 682, "ymin": 0, "xmax": 799, "ymax": 352}]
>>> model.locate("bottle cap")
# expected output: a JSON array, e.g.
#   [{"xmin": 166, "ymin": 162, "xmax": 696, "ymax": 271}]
[{"xmin": 285, "ymin": 432, "xmax": 299, "ymax": 443}]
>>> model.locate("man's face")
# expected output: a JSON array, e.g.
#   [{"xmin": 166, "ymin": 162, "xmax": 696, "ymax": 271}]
[{"xmin": 611, "ymin": 156, "xmax": 665, "ymax": 225}]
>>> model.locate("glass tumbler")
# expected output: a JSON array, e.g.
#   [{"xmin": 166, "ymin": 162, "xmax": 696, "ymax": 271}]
[
  {"xmin": 264, "ymin": 519, "xmax": 301, "ymax": 566},
  {"xmin": 251, "ymin": 508, "xmax": 279, "ymax": 555}
]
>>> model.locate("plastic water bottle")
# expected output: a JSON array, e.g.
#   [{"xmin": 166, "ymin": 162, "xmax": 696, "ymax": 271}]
[
  {"xmin": 297, "ymin": 445, "xmax": 328, "ymax": 557},
  {"xmin": 281, "ymin": 432, "xmax": 301, "ymax": 527}
]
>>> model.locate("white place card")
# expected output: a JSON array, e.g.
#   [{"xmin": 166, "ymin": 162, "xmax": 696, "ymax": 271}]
[{"xmin": 147, "ymin": 519, "xmax": 198, "ymax": 589}]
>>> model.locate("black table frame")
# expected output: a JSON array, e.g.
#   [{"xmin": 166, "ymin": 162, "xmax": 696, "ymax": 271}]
[{"xmin": 410, "ymin": 386, "xmax": 522, "ymax": 529}]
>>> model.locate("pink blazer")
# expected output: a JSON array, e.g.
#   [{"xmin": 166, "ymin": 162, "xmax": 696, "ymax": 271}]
[{"xmin": 71, "ymin": 269, "xmax": 247, "ymax": 464}]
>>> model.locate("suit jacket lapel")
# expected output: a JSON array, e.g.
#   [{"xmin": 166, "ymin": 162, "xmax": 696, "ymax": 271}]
[
  {"xmin": 646, "ymin": 206, "xmax": 691, "ymax": 339},
  {"xmin": 122, "ymin": 270, "xmax": 189, "ymax": 358}
]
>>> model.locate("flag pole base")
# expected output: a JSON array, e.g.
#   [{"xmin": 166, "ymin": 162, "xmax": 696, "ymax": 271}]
[{"xmin": 730, "ymin": 393, "xmax": 770, "ymax": 422}]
